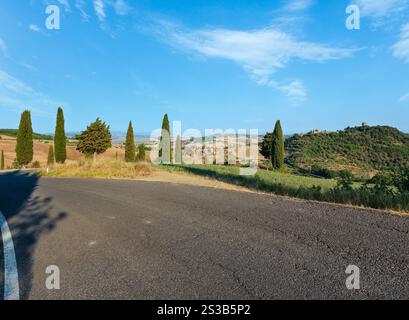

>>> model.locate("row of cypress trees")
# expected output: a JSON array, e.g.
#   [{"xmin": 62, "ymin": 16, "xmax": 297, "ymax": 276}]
[
  {"xmin": 10, "ymin": 109, "xmax": 283, "ymax": 169},
  {"xmin": 124, "ymin": 114, "xmax": 171, "ymax": 163},
  {"xmin": 14, "ymin": 108, "xmax": 67, "ymax": 167}
]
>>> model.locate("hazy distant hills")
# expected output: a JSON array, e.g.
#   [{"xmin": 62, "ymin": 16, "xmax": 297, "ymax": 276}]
[{"xmin": 286, "ymin": 125, "xmax": 409, "ymax": 177}]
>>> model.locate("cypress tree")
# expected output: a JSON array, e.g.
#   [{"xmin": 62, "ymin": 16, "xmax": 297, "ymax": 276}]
[
  {"xmin": 47, "ymin": 145, "xmax": 55, "ymax": 166},
  {"xmin": 125, "ymin": 121, "xmax": 136, "ymax": 162},
  {"xmin": 54, "ymin": 107, "xmax": 67, "ymax": 163},
  {"xmin": 271, "ymin": 120, "xmax": 285, "ymax": 169},
  {"xmin": 16, "ymin": 110, "xmax": 33, "ymax": 166},
  {"xmin": 159, "ymin": 114, "xmax": 171, "ymax": 163},
  {"xmin": 1, "ymin": 150, "xmax": 4, "ymax": 170},
  {"xmin": 136, "ymin": 144, "xmax": 146, "ymax": 161}
]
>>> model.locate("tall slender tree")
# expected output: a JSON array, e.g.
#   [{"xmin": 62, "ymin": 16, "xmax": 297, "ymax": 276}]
[
  {"xmin": 47, "ymin": 145, "xmax": 55, "ymax": 166},
  {"xmin": 125, "ymin": 121, "xmax": 136, "ymax": 162},
  {"xmin": 159, "ymin": 114, "xmax": 171, "ymax": 163},
  {"xmin": 54, "ymin": 107, "xmax": 67, "ymax": 163},
  {"xmin": 16, "ymin": 110, "xmax": 33, "ymax": 166},
  {"xmin": 1, "ymin": 150, "xmax": 4, "ymax": 170},
  {"xmin": 271, "ymin": 120, "xmax": 285, "ymax": 169}
]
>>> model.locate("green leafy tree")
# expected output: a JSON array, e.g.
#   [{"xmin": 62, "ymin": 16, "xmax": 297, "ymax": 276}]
[
  {"xmin": 336, "ymin": 170, "xmax": 354, "ymax": 191},
  {"xmin": 136, "ymin": 144, "xmax": 146, "ymax": 161},
  {"xmin": 16, "ymin": 110, "xmax": 33, "ymax": 166},
  {"xmin": 125, "ymin": 121, "xmax": 136, "ymax": 162},
  {"xmin": 54, "ymin": 107, "xmax": 67, "ymax": 163},
  {"xmin": 271, "ymin": 120, "xmax": 285, "ymax": 169},
  {"xmin": 260, "ymin": 132, "xmax": 273, "ymax": 159},
  {"xmin": 159, "ymin": 114, "xmax": 171, "ymax": 163},
  {"xmin": 393, "ymin": 168, "xmax": 409, "ymax": 193},
  {"xmin": 1, "ymin": 150, "xmax": 4, "ymax": 170},
  {"xmin": 47, "ymin": 145, "xmax": 55, "ymax": 166},
  {"xmin": 76, "ymin": 118, "xmax": 112, "ymax": 159}
]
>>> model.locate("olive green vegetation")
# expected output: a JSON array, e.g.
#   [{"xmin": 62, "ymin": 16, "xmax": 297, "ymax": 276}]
[
  {"xmin": 159, "ymin": 164, "xmax": 409, "ymax": 212},
  {"xmin": 47, "ymin": 145, "xmax": 55, "ymax": 166},
  {"xmin": 15, "ymin": 110, "xmax": 33, "ymax": 166},
  {"xmin": 159, "ymin": 114, "xmax": 171, "ymax": 163},
  {"xmin": 54, "ymin": 107, "xmax": 67, "ymax": 164},
  {"xmin": 271, "ymin": 120, "xmax": 285, "ymax": 169},
  {"xmin": 0, "ymin": 150, "xmax": 4, "ymax": 170},
  {"xmin": 286, "ymin": 125, "xmax": 409, "ymax": 178},
  {"xmin": 125, "ymin": 121, "xmax": 136, "ymax": 162},
  {"xmin": 0, "ymin": 129, "xmax": 52, "ymax": 140},
  {"xmin": 136, "ymin": 144, "xmax": 146, "ymax": 161},
  {"xmin": 76, "ymin": 118, "xmax": 112, "ymax": 158}
]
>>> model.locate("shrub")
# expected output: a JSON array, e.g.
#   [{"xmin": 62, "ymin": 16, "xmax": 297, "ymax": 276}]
[
  {"xmin": 31, "ymin": 161, "xmax": 41, "ymax": 169},
  {"xmin": 336, "ymin": 170, "xmax": 354, "ymax": 191},
  {"xmin": 136, "ymin": 144, "xmax": 146, "ymax": 162}
]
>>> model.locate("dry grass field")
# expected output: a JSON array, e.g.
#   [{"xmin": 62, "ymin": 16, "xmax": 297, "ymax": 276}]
[{"xmin": 0, "ymin": 135, "xmax": 125, "ymax": 168}]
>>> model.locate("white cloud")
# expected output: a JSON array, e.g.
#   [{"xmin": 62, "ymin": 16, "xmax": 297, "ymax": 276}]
[
  {"xmin": 399, "ymin": 91, "xmax": 409, "ymax": 102},
  {"xmin": 75, "ymin": 0, "xmax": 90, "ymax": 21},
  {"xmin": 0, "ymin": 38, "xmax": 7, "ymax": 56},
  {"xmin": 114, "ymin": 0, "xmax": 130, "ymax": 15},
  {"xmin": 393, "ymin": 23, "xmax": 409, "ymax": 62},
  {"xmin": 0, "ymin": 70, "xmax": 65, "ymax": 115},
  {"xmin": 57, "ymin": 0, "xmax": 71, "ymax": 12},
  {"xmin": 274, "ymin": 80, "xmax": 307, "ymax": 101},
  {"xmin": 154, "ymin": 22, "xmax": 356, "ymax": 100},
  {"xmin": 93, "ymin": 0, "xmax": 106, "ymax": 22},
  {"xmin": 29, "ymin": 24, "xmax": 41, "ymax": 32},
  {"xmin": 355, "ymin": 0, "xmax": 408, "ymax": 17},
  {"xmin": 282, "ymin": 0, "xmax": 314, "ymax": 12}
]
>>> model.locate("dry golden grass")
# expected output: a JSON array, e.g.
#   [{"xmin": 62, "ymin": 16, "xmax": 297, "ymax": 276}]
[
  {"xmin": 0, "ymin": 135, "xmax": 125, "ymax": 168},
  {"xmin": 41, "ymin": 159, "xmax": 153, "ymax": 179}
]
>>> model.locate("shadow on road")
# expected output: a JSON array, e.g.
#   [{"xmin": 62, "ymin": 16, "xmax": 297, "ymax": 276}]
[{"xmin": 0, "ymin": 171, "xmax": 67, "ymax": 299}]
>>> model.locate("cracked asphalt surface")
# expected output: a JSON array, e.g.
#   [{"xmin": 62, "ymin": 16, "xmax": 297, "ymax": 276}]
[{"xmin": 1, "ymin": 172, "xmax": 409, "ymax": 299}]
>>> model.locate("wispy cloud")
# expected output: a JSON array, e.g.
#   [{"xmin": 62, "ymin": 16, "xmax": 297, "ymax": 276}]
[
  {"xmin": 113, "ymin": 0, "xmax": 130, "ymax": 16},
  {"xmin": 57, "ymin": 0, "xmax": 71, "ymax": 12},
  {"xmin": 355, "ymin": 0, "xmax": 408, "ymax": 17},
  {"xmin": 29, "ymin": 24, "xmax": 41, "ymax": 33},
  {"xmin": 393, "ymin": 23, "xmax": 409, "ymax": 62},
  {"xmin": 0, "ymin": 38, "xmax": 7, "ymax": 56},
  {"xmin": 75, "ymin": 0, "xmax": 90, "ymax": 21},
  {"xmin": 151, "ymin": 21, "xmax": 357, "ymax": 101},
  {"xmin": 93, "ymin": 0, "xmax": 106, "ymax": 22},
  {"xmin": 272, "ymin": 80, "xmax": 307, "ymax": 102},
  {"xmin": 399, "ymin": 91, "xmax": 409, "ymax": 102},
  {"xmin": 281, "ymin": 0, "xmax": 314, "ymax": 12},
  {"xmin": 0, "ymin": 70, "xmax": 66, "ymax": 115}
]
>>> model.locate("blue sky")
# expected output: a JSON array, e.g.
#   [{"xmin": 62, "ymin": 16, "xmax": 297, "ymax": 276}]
[{"xmin": 0, "ymin": 0, "xmax": 409, "ymax": 134}]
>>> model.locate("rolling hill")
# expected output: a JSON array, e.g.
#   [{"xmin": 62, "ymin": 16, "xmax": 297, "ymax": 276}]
[
  {"xmin": 285, "ymin": 125, "xmax": 409, "ymax": 178},
  {"xmin": 0, "ymin": 129, "xmax": 53, "ymax": 140}
]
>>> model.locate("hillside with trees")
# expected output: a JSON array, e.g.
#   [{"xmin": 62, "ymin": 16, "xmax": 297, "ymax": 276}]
[
  {"xmin": 285, "ymin": 125, "xmax": 409, "ymax": 178},
  {"xmin": 0, "ymin": 129, "xmax": 53, "ymax": 140}
]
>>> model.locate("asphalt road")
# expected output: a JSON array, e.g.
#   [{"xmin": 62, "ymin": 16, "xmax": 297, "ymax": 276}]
[{"xmin": 1, "ymin": 171, "xmax": 409, "ymax": 300}]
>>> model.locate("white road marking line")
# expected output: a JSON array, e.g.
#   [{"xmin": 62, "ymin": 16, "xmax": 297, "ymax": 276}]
[{"xmin": 0, "ymin": 211, "xmax": 20, "ymax": 300}]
